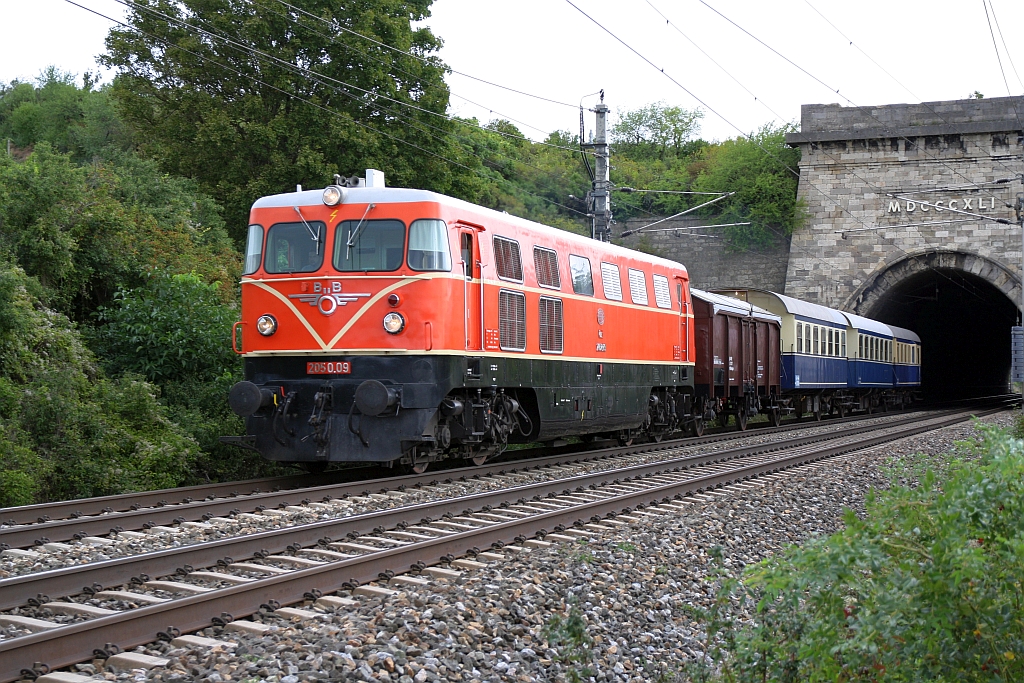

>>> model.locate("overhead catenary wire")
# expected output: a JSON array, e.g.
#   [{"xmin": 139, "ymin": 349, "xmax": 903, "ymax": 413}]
[
  {"xmin": 66, "ymin": 0, "xmax": 592, "ymax": 220},
  {"xmin": 986, "ymin": 0, "xmax": 1024, "ymax": 92},
  {"xmin": 575, "ymin": 0, "xmax": 1011, "ymax": 307},
  {"xmin": 700, "ymin": 0, "xmax": 1020, "ymax": 199},
  {"xmin": 113, "ymin": 0, "xmax": 592, "ymax": 158}
]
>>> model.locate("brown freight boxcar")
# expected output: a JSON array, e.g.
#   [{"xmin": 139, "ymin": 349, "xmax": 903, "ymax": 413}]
[{"xmin": 691, "ymin": 289, "xmax": 782, "ymax": 433}]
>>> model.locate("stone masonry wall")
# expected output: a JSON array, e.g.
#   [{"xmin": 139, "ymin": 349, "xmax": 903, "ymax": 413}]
[
  {"xmin": 618, "ymin": 217, "xmax": 791, "ymax": 292},
  {"xmin": 783, "ymin": 96, "xmax": 1024, "ymax": 312}
]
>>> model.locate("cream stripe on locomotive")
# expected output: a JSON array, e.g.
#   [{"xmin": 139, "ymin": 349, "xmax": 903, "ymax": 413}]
[
  {"xmin": 242, "ymin": 346, "xmax": 697, "ymax": 365},
  {"xmin": 241, "ymin": 272, "xmax": 695, "ymax": 320}
]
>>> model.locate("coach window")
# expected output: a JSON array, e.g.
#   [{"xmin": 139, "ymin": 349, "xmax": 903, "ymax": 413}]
[
  {"xmin": 827, "ymin": 329, "xmax": 833, "ymax": 356},
  {"xmin": 600, "ymin": 262, "xmax": 623, "ymax": 301},
  {"xmin": 334, "ymin": 219, "xmax": 404, "ymax": 272},
  {"xmin": 797, "ymin": 323, "xmax": 803, "ymax": 353},
  {"xmin": 265, "ymin": 221, "xmax": 325, "ymax": 274},
  {"xmin": 408, "ymin": 219, "xmax": 451, "ymax": 271},
  {"xmin": 813, "ymin": 326, "xmax": 819, "ymax": 355},
  {"xmin": 243, "ymin": 225, "xmax": 263, "ymax": 275},
  {"xmin": 841, "ymin": 331, "xmax": 847, "ymax": 357},
  {"xmin": 569, "ymin": 255, "xmax": 594, "ymax": 295}
]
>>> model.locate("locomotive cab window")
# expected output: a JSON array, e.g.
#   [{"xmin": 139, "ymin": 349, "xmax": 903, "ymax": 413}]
[
  {"xmin": 244, "ymin": 224, "xmax": 264, "ymax": 275},
  {"xmin": 569, "ymin": 255, "xmax": 594, "ymax": 296},
  {"xmin": 334, "ymin": 219, "xmax": 405, "ymax": 272},
  {"xmin": 461, "ymin": 233, "xmax": 475, "ymax": 278},
  {"xmin": 265, "ymin": 221, "xmax": 325, "ymax": 274},
  {"xmin": 407, "ymin": 219, "xmax": 451, "ymax": 271}
]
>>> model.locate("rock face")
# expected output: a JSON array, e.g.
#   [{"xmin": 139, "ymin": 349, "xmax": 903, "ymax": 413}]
[{"xmin": 782, "ymin": 96, "xmax": 1024, "ymax": 313}]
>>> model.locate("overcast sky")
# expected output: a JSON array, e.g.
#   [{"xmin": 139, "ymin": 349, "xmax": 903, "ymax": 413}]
[{"xmin": 2, "ymin": 0, "xmax": 1023, "ymax": 142}]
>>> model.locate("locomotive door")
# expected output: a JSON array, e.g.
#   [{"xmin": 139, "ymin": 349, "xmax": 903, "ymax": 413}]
[
  {"xmin": 460, "ymin": 230, "xmax": 482, "ymax": 350},
  {"xmin": 676, "ymin": 278, "xmax": 687, "ymax": 362}
]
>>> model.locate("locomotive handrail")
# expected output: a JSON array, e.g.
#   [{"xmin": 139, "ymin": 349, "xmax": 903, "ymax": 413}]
[{"xmin": 231, "ymin": 321, "xmax": 245, "ymax": 355}]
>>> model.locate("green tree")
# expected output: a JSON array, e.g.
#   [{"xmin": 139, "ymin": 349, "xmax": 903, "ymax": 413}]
[
  {"xmin": 0, "ymin": 67, "xmax": 132, "ymax": 162},
  {"xmin": 101, "ymin": 0, "xmax": 480, "ymax": 240},
  {"xmin": 612, "ymin": 101, "xmax": 704, "ymax": 161},
  {"xmin": 690, "ymin": 123, "xmax": 803, "ymax": 251}
]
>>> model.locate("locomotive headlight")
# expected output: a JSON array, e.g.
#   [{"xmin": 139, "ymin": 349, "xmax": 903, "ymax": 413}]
[
  {"xmin": 322, "ymin": 185, "xmax": 346, "ymax": 206},
  {"xmin": 383, "ymin": 312, "xmax": 405, "ymax": 334},
  {"xmin": 256, "ymin": 314, "xmax": 278, "ymax": 336}
]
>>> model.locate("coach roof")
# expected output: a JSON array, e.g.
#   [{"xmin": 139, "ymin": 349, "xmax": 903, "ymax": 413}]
[
  {"xmin": 691, "ymin": 288, "xmax": 781, "ymax": 323},
  {"xmin": 841, "ymin": 312, "xmax": 893, "ymax": 337}
]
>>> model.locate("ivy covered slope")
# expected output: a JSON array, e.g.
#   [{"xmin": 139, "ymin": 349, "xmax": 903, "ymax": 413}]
[{"xmin": 714, "ymin": 424, "xmax": 1024, "ymax": 682}]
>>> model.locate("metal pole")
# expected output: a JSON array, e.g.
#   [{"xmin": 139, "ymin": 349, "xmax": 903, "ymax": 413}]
[
  {"xmin": 592, "ymin": 91, "xmax": 611, "ymax": 242},
  {"xmin": 1018, "ymin": 191, "xmax": 1024, "ymax": 407}
]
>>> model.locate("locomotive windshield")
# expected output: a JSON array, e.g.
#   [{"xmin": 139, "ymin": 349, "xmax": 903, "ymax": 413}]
[
  {"xmin": 243, "ymin": 225, "xmax": 263, "ymax": 275},
  {"xmin": 264, "ymin": 222, "xmax": 325, "ymax": 273},
  {"xmin": 334, "ymin": 219, "xmax": 405, "ymax": 272},
  {"xmin": 407, "ymin": 219, "xmax": 451, "ymax": 271}
]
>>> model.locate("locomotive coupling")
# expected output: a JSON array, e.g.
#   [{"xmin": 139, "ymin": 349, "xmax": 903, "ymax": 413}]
[{"xmin": 229, "ymin": 381, "xmax": 277, "ymax": 416}]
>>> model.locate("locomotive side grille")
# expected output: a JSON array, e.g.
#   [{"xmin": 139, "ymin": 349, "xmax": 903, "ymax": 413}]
[
  {"xmin": 493, "ymin": 236, "xmax": 524, "ymax": 282},
  {"xmin": 533, "ymin": 246, "xmax": 561, "ymax": 289},
  {"xmin": 652, "ymin": 274, "xmax": 673, "ymax": 309},
  {"xmin": 600, "ymin": 262, "xmax": 623, "ymax": 301},
  {"xmin": 538, "ymin": 297, "xmax": 563, "ymax": 354},
  {"xmin": 499, "ymin": 289, "xmax": 527, "ymax": 351},
  {"xmin": 628, "ymin": 268, "xmax": 649, "ymax": 306}
]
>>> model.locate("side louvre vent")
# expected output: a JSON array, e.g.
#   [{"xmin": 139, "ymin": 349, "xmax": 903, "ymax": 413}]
[
  {"xmin": 499, "ymin": 290, "xmax": 527, "ymax": 351},
  {"xmin": 652, "ymin": 274, "xmax": 672, "ymax": 309},
  {"xmin": 627, "ymin": 268, "xmax": 649, "ymax": 305},
  {"xmin": 600, "ymin": 262, "xmax": 622, "ymax": 301},
  {"xmin": 533, "ymin": 246, "xmax": 561, "ymax": 289},
  {"xmin": 493, "ymin": 236, "xmax": 524, "ymax": 282},
  {"xmin": 538, "ymin": 297, "xmax": 563, "ymax": 353}
]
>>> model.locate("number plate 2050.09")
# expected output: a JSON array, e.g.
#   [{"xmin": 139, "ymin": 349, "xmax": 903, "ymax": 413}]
[{"xmin": 307, "ymin": 361, "xmax": 351, "ymax": 375}]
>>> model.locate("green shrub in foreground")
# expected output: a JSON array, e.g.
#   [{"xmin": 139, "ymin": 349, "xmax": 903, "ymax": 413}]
[{"xmin": 705, "ymin": 424, "xmax": 1023, "ymax": 682}]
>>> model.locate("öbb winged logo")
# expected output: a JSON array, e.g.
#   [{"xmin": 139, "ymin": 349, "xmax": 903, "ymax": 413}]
[{"xmin": 288, "ymin": 282, "xmax": 371, "ymax": 316}]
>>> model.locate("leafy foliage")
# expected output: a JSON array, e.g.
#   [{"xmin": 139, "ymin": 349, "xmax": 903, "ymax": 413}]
[
  {"xmin": 0, "ymin": 263, "xmax": 198, "ymax": 505},
  {"xmin": 0, "ymin": 67, "xmax": 133, "ymax": 162},
  {"xmin": 100, "ymin": 0, "xmax": 479, "ymax": 241},
  {"xmin": 704, "ymin": 424, "xmax": 1024, "ymax": 682},
  {"xmin": 0, "ymin": 141, "xmax": 238, "ymax": 322},
  {"xmin": 92, "ymin": 272, "xmax": 239, "ymax": 383}
]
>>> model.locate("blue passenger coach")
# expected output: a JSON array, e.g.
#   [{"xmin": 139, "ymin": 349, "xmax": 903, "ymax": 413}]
[
  {"xmin": 842, "ymin": 312, "xmax": 895, "ymax": 389},
  {"xmin": 889, "ymin": 325, "xmax": 922, "ymax": 388}
]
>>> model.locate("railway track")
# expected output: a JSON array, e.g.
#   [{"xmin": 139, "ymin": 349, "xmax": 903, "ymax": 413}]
[
  {"xmin": 0, "ymin": 405, "xmax": 951, "ymax": 549},
  {"xmin": 0, "ymin": 402, "xmax": 1009, "ymax": 682}
]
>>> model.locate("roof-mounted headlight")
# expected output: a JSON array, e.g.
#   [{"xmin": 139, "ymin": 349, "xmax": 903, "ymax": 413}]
[{"xmin": 323, "ymin": 185, "xmax": 346, "ymax": 206}]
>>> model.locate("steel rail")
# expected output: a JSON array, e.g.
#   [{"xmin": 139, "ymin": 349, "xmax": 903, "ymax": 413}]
[
  {"xmin": 0, "ymin": 406, "xmax": 984, "ymax": 611},
  {"xmin": 0, "ymin": 404, "xmax": 1005, "ymax": 683},
  {"xmin": 0, "ymin": 400, "xmax": 948, "ymax": 527},
  {"xmin": 0, "ymin": 406, "xmax": 963, "ymax": 550}
]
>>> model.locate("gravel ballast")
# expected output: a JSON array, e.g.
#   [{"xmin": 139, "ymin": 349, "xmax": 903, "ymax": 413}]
[{"xmin": 11, "ymin": 411, "xmax": 1015, "ymax": 682}]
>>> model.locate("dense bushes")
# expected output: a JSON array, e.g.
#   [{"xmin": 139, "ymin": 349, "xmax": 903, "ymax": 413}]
[
  {"xmin": 704, "ymin": 424, "xmax": 1024, "ymax": 682},
  {"xmin": 0, "ymin": 264, "xmax": 197, "ymax": 505}
]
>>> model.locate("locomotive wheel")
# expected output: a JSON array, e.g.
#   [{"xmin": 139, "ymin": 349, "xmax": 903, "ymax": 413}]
[
  {"xmin": 411, "ymin": 459, "xmax": 430, "ymax": 474},
  {"xmin": 691, "ymin": 418, "xmax": 705, "ymax": 437},
  {"xmin": 471, "ymin": 454, "xmax": 489, "ymax": 466},
  {"xmin": 768, "ymin": 409, "xmax": 781, "ymax": 427},
  {"xmin": 737, "ymin": 410, "xmax": 748, "ymax": 431},
  {"xmin": 650, "ymin": 433, "xmax": 664, "ymax": 443}
]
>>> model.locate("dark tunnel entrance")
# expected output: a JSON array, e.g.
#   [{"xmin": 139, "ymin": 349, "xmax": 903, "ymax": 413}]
[{"xmin": 865, "ymin": 267, "xmax": 1019, "ymax": 399}]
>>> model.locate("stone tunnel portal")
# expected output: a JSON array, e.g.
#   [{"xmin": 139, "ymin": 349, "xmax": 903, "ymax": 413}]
[{"xmin": 861, "ymin": 265, "xmax": 1019, "ymax": 399}]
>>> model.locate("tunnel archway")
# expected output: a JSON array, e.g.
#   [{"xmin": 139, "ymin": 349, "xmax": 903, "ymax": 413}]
[{"xmin": 847, "ymin": 251, "xmax": 1020, "ymax": 398}]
